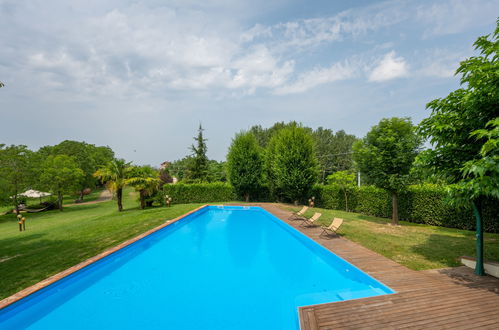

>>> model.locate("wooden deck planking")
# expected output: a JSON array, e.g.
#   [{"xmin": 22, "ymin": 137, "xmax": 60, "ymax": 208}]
[{"xmin": 258, "ymin": 204, "xmax": 499, "ymax": 330}]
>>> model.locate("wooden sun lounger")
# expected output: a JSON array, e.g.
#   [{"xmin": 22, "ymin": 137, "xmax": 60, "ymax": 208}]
[
  {"xmin": 288, "ymin": 206, "xmax": 308, "ymax": 220},
  {"xmin": 320, "ymin": 218, "xmax": 343, "ymax": 237},
  {"xmin": 300, "ymin": 212, "xmax": 321, "ymax": 227}
]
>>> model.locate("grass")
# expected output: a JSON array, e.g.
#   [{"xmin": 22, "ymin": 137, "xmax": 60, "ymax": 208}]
[
  {"xmin": 288, "ymin": 206, "xmax": 499, "ymax": 271},
  {"xmin": 0, "ymin": 189, "xmax": 105, "ymax": 214},
  {"xmin": 0, "ymin": 188, "xmax": 202, "ymax": 300}
]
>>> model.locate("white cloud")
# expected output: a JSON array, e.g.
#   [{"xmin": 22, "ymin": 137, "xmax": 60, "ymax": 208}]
[
  {"xmin": 274, "ymin": 61, "xmax": 356, "ymax": 95},
  {"xmin": 368, "ymin": 51, "xmax": 408, "ymax": 82},
  {"xmin": 417, "ymin": 49, "xmax": 465, "ymax": 78},
  {"xmin": 416, "ymin": 0, "xmax": 499, "ymax": 37}
]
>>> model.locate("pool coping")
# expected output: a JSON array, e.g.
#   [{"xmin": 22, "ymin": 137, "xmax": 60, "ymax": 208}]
[{"xmin": 0, "ymin": 204, "xmax": 209, "ymax": 310}]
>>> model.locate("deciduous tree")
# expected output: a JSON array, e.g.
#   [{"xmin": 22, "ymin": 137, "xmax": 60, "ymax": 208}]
[
  {"xmin": 39, "ymin": 155, "xmax": 84, "ymax": 210},
  {"xmin": 418, "ymin": 20, "xmax": 499, "ymax": 275},
  {"xmin": 266, "ymin": 126, "xmax": 318, "ymax": 204},
  {"xmin": 227, "ymin": 132, "xmax": 264, "ymax": 202},
  {"xmin": 327, "ymin": 171, "xmax": 356, "ymax": 211},
  {"xmin": 353, "ymin": 117, "xmax": 421, "ymax": 225},
  {"xmin": 0, "ymin": 145, "xmax": 33, "ymax": 214}
]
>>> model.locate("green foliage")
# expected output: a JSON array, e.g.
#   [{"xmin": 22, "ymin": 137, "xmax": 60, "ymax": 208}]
[
  {"xmin": 313, "ymin": 128, "xmax": 358, "ymax": 182},
  {"xmin": 418, "ymin": 20, "xmax": 499, "ymax": 205},
  {"xmin": 326, "ymin": 171, "xmax": 356, "ymax": 186},
  {"xmin": 227, "ymin": 132, "xmax": 264, "ymax": 201},
  {"xmin": 169, "ymin": 156, "xmax": 194, "ymax": 181},
  {"xmin": 249, "ymin": 121, "xmax": 302, "ymax": 148},
  {"xmin": 312, "ymin": 184, "xmax": 499, "ymax": 232},
  {"xmin": 0, "ymin": 145, "xmax": 34, "ymax": 211},
  {"xmin": 126, "ymin": 165, "xmax": 161, "ymax": 209},
  {"xmin": 249, "ymin": 122, "xmax": 358, "ymax": 183},
  {"xmin": 455, "ymin": 118, "xmax": 499, "ymax": 201},
  {"xmin": 39, "ymin": 155, "xmax": 84, "ymax": 210},
  {"xmin": 94, "ymin": 159, "xmax": 133, "ymax": 211},
  {"xmin": 35, "ymin": 140, "xmax": 114, "ymax": 199},
  {"xmin": 160, "ymin": 183, "xmax": 236, "ymax": 204},
  {"xmin": 353, "ymin": 117, "xmax": 421, "ymax": 224},
  {"xmin": 207, "ymin": 160, "xmax": 227, "ymax": 182},
  {"xmin": 326, "ymin": 170, "xmax": 356, "ymax": 211},
  {"xmin": 188, "ymin": 124, "xmax": 209, "ymax": 182},
  {"xmin": 354, "ymin": 117, "xmax": 421, "ymax": 192},
  {"xmin": 266, "ymin": 126, "xmax": 318, "ymax": 203}
]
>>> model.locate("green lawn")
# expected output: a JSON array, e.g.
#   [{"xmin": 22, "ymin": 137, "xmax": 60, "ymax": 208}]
[
  {"xmin": 0, "ymin": 188, "xmax": 105, "ymax": 214},
  {"xmin": 0, "ymin": 189, "xmax": 202, "ymax": 300},
  {"xmin": 288, "ymin": 206, "xmax": 499, "ymax": 271}
]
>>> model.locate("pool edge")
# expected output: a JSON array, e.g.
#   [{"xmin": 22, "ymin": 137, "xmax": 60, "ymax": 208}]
[{"xmin": 0, "ymin": 204, "xmax": 209, "ymax": 310}]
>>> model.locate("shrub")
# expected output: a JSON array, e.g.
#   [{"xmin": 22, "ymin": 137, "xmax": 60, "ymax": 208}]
[
  {"xmin": 313, "ymin": 184, "xmax": 498, "ymax": 232},
  {"xmin": 160, "ymin": 183, "xmax": 236, "ymax": 204}
]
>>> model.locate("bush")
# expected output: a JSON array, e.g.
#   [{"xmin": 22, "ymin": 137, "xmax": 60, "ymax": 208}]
[
  {"xmin": 160, "ymin": 183, "xmax": 236, "ymax": 204},
  {"xmin": 313, "ymin": 184, "xmax": 499, "ymax": 232}
]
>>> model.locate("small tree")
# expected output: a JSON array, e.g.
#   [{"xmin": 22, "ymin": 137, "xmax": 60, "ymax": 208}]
[
  {"xmin": 266, "ymin": 126, "xmax": 318, "ymax": 204},
  {"xmin": 327, "ymin": 171, "xmax": 356, "ymax": 211},
  {"xmin": 126, "ymin": 166, "xmax": 160, "ymax": 209},
  {"xmin": 188, "ymin": 124, "xmax": 209, "ymax": 182},
  {"xmin": 94, "ymin": 159, "xmax": 132, "ymax": 212},
  {"xmin": 353, "ymin": 117, "xmax": 421, "ymax": 225},
  {"xmin": 0, "ymin": 145, "xmax": 33, "ymax": 214},
  {"xmin": 418, "ymin": 21, "xmax": 499, "ymax": 275},
  {"xmin": 39, "ymin": 155, "xmax": 84, "ymax": 210},
  {"xmin": 227, "ymin": 132, "xmax": 264, "ymax": 202}
]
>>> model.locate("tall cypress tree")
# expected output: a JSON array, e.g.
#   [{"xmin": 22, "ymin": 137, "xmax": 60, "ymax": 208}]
[{"xmin": 188, "ymin": 124, "xmax": 209, "ymax": 182}]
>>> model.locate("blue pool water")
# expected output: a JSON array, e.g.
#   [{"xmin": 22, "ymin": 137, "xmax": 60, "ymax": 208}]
[{"xmin": 0, "ymin": 206, "xmax": 394, "ymax": 329}]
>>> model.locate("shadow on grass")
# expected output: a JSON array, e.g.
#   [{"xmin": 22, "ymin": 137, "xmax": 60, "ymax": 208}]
[{"xmin": 410, "ymin": 233, "xmax": 491, "ymax": 269}]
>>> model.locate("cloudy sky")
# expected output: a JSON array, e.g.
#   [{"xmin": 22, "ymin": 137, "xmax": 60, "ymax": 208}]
[{"xmin": 1, "ymin": 0, "xmax": 498, "ymax": 165}]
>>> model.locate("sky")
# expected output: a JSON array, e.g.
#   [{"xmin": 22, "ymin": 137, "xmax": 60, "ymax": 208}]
[{"xmin": 1, "ymin": 0, "xmax": 498, "ymax": 166}]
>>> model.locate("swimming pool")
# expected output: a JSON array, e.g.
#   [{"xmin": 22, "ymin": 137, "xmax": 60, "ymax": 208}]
[{"xmin": 0, "ymin": 206, "xmax": 394, "ymax": 329}]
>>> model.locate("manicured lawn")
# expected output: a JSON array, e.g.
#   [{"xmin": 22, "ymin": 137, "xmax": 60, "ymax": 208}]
[
  {"xmin": 0, "ymin": 189, "xmax": 202, "ymax": 300},
  {"xmin": 0, "ymin": 188, "xmax": 105, "ymax": 215},
  {"xmin": 288, "ymin": 206, "xmax": 499, "ymax": 271}
]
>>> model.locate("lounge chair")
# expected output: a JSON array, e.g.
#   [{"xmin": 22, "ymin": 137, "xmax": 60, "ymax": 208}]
[
  {"xmin": 320, "ymin": 218, "xmax": 343, "ymax": 237},
  {"xmin": 300, "ymin": 212, "xmax": 321, "ymax": 227},
  {"xmin": 288, "ymin": 206, "xmax": 308, "ymax": 220}
]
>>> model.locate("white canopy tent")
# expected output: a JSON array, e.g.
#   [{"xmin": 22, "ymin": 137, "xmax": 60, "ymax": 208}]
[{"xmin": 18, "ymin": 190, "xmax": 52, "ymax": 198}]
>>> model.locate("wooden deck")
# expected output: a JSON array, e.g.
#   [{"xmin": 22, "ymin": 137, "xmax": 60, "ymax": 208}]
[{"xmin": 260, "ymin": 204, "xmax": 499, "ymax": 330}]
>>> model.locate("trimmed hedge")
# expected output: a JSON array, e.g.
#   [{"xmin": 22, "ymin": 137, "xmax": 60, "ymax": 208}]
[
  {"xmin": 160, "ymin": 182, "xmax": 498, "ymax": 232},
  {"xmin": 312, "ymin": 184, "xmax": 499, "ymax": 232},
  {"xmin": 160, "ymin": 183, "xmax": 236, "ymax": 204}
]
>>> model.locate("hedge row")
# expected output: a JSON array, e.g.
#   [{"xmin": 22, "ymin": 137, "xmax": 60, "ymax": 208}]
[
  {"xmin": 311, "ymin": 184, "xmax": 499, "ymax": 233},
  {"xmin": 159, "ymin": 183, "xmax": 236, "ymax": 204},
  {"xmin": 159, "ymin": 182, "xmax": 498, "ymax": 232}
]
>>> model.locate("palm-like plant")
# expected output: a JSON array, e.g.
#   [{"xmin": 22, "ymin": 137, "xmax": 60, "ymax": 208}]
[
  {"xmin": 93, "ymin": 159, "xmax": 133, "ymax": 211},
  {"xmin": 125, "ymin": 166, "xmax": 160, "ymax": 209}
]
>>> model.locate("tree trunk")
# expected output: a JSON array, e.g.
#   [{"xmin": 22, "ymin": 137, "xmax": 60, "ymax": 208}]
[
  {"xmin": 58, "ymin": 192, "xmax": 63, "ymax": 211},
  {"xmin": 79, "ymin": 190, "xmax": 84, "ymax": 202},
  {"xmin": 117, "ymin": 188, "xmax": 123, "ymax": 212},
  {"xmin": 245, "ymin": 193, "xmax": 249, "ymax": 203},
  {"xmin": 140, "ymin": 190, "xmax": 146, "ymax": 210},
  {"xmin": 391, "ymin": 191, "xmax": 399, "ymax": 225},
  {"xmin": 472, "ymin": 199, "xmax": 485, "ymax": 276},
  {"xmin": 13, "ymin": 194, "xmax": 19, "ymax": 215}
]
